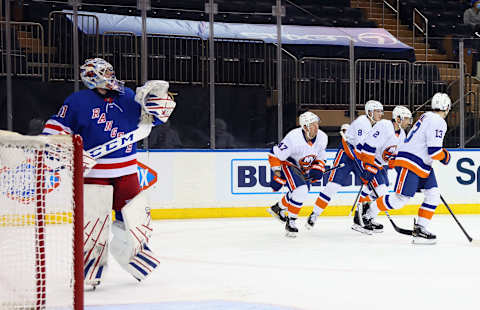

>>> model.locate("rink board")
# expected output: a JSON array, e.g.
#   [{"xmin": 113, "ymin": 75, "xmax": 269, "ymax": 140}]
[{"xmin": 136, "ymin": 149, "xmax": 480, "ymax": 219}]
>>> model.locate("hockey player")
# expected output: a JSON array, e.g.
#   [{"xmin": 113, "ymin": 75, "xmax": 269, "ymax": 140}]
[
  {"xmin": 267, "ymin": 111, "xmax": 328, "ymax": 237},
  {"xmin": 340, "ymin": 123, "xmax": 350, "ymax": 135},
  {"xmin": 43, "ymin": 58, "xmax": 174, "ymax": 287},
  {"xmin": 305, "ymin": 100, "xmax": 383, "ymax": 229},
  {"xmin": 351, "ymin": 106, "xmax": 412, "ymax": 234},
  {"xmin": 362, "ymin": 93, "xmax": 451, "ymax": 244}
]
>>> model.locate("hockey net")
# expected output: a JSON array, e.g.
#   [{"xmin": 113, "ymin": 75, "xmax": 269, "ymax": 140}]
[{"xmin": 0, "ymin": 131, "xmax": 83, "ymax": 310}]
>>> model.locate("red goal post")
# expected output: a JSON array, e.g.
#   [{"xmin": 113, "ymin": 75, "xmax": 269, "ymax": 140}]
[{"xmin": 0, "ymin": 131, "xmax": 84, "ymax": 310}]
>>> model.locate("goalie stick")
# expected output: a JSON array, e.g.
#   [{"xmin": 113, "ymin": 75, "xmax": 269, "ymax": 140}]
[
  {"xmin": 86, "ymin": 115, "xmax": 153, "ymax": 161},
  {"xmin": 340, "ymin": 132, "xmax": 413, "ymax": 236}
]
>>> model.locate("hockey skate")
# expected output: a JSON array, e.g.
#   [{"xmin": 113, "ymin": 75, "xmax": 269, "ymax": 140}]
[
  {"xmin": 351, "ymin": 202, "xmax": 383, "ymax": 235},
  {"xmin": 351, "ymin": 203, "xmax": 373, "ymax": 235},
  {"xmin": 362, "ymin": 202, "xmax": 383, "ymax": 233},
  {"xmin": 305, "ymin": 211, "xmax": 319, "ymax": 230},
  {"xmin": 412, "ymin": 221, "xmax": 436, "ymax": 245},
  {"xmin": 285, "ymin": 217, "xmax": 299, "ymax": 238},
  {"xmin": 268, "ymin": 203, "xmax": 287, "ymax": 223}
]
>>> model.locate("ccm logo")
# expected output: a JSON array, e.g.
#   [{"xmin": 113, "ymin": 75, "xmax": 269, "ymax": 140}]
[{"xmin": 456, "ymin": 158, "xmax": 480, "ymax": 192}]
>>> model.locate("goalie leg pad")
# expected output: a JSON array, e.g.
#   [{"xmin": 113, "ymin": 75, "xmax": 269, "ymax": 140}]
[
  {"xmin": 110, "ymin": 191, "xmax": 160, "ymax": 281},
  {"xmin": 83, "ymin": 184, "xmax": 113, "ymax": 287}
]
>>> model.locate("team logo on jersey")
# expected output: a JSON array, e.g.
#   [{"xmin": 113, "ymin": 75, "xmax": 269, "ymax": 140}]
[
  {"xmin": 382, "ymin": 145, "xmax": 397, "ymax": 161},
  {"xmin": 137, "ymin": 161, "xmax": 157, "ymax": 191},
  {"xmin": 0, "ymin": 160, "xmax": 61, "ymax": 204},
  {"xmin": 299, "ymin": 155, "xmax": 317, "ymax": 172}
]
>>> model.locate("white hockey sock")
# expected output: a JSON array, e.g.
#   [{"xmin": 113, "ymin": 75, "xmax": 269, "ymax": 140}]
[{"xmin": 314, "ymin": 182, "xmax": 341, "ymax": 215}]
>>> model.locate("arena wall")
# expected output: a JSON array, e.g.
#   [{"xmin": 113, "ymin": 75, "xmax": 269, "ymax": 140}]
[{"xmin": 136, "ymin": 149, "xmax": 480, "ymax": 219}]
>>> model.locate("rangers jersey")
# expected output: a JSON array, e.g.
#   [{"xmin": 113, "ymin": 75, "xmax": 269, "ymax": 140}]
[
  {"xmin": 361, "ymin": 119, "xmax": 406, "ymax": 169},
  {"xmin": 268, "ymin": 127, "xmax": 328, "ymax": 173},
  {"xmin": 394, "ymin": 112, "xmax": 448, "ymax": 178},
  {"xmin": 43, "ymin": 88, "xmax": 144, "ymax": 178}
]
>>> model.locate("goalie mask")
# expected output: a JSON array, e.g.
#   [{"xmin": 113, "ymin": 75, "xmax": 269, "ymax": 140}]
[{"xmin": 80, "ymin": 58, "xmax": 124, "ymax": 93}]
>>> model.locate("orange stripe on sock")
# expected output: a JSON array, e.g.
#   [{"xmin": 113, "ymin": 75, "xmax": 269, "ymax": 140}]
[
  {"xmin": 418, "ymin": 208, "xmax": 434, "ymax": 220},
  {"xmin": 288, "ymin": 204, "xmax": 301, "ymax": 215},
  {"xmin": 376, "ymin": 196, "xmax": 388, "ymax": 211},
  {"xmin": 359, "ymin": 196, "xmax": 372, "ymax": 203},
  {"xmin": 282, "ymin": 196, "xmax": 301, "ymax": 215},
  {"xmin": 315, "ymin": 197, "xmax": 329, "ymax": 209}
]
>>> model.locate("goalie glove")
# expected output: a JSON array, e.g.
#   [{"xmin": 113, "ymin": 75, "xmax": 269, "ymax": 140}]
[{"xmin": 135, "ymin": 80, "xmax": 176, "ymax": 123}]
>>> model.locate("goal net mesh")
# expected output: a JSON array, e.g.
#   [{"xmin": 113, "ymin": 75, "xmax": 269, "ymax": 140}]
[{"xmin": 0, "ymin": 131, "xmax": 81, "ymax": 310}]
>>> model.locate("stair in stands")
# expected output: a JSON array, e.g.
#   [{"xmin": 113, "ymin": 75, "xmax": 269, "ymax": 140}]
[
  {"xmin": 351, "ymin": 0, "xmax": 448, "ymax": 62},
  {"xmin": 17, "ymin": 30, "xmax": 56, "ymax": 55}
]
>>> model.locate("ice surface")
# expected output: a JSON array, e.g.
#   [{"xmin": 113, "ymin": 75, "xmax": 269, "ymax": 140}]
[{"xmin": 85, "ymin": 215, "xmax": 480, "ymax": 310}]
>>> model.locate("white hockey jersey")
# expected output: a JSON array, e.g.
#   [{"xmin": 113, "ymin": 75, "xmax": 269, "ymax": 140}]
[
  {"xmin": 394, "ymin": 112, "xmax": 448, "ymax": 178},
  {"xmin": 360, "ymin": 119, "xmax": 406, "ymax": 169},
  {"xmin": 344, "ymin": 115, "xmax": 373, "ymax": 151},
  {"xmin": 268, "ymin": 127, "xmax": 328, "ymax": 173}
]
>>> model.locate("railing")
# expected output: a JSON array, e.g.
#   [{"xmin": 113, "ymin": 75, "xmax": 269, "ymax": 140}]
[
  {"xmin": 147, "ymin": 34, "xmax": 204, "ymax": 85},
  {"xmin": 356, "ymin": 59, "xmax": 410, "ymax": 107},
  {"xmin": 413, "ymin": 8, "xmax": 428, "ymax": 62},
  {"xmin": 298, "ymin": 58, "xmax": 349, "ymax": 108},
  {"xmin": 212, "ymin": 38, "xmax": 266, "ymax": 86},
  {"xmin": 0, "ymin": 21, "xmax": 45, "ymax": 80},
  {"xmin": 47, "ymin": 11, "xmax": 99, "ymax": 81},
  {"xmin": 382, "ymin": 0, "xmax": 399, "ymax": 38},
  {"xmin": 102, "ymin": 31, "xmax": 138, "ymax": 84}
]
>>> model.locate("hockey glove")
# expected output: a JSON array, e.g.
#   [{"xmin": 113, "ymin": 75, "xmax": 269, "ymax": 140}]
[
  {"xmin": 270, "ymin": 174, "xmax": 286, "ymax": 192},
  {"xmin": 360, "ymin": 163, "xmax": 378, "ymax": 184},
  {"xmin": 309, "ymin": 160, "xmax": 326, "ymax": 183},
  {"xmin": 439, "ymin": 148, "xmax": 451, "ymax": 165}
]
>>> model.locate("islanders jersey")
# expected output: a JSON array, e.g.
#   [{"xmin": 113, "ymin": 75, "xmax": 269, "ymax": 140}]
[
  {"xmin": 361, "ymin": 119, "xmax": 406, "ymax": 169},
  {"xmin": 394, "ymin": 112, "xmax": 447, "ymax": 178},
  {"xmin": 43, "ymin": 88, "xmax": 143, "ymax": 178},
  {"xmin": 342, "ymin": 114, "xmax": 373, "ymax": 159},
  {"xmin": 268, "ymin": 127, "xmax": 328, "ymax": 174}
]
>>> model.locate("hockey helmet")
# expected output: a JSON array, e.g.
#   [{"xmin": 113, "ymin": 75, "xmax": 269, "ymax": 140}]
[
  {"xmin": 365, "ymin": 100, "xmax": 383, "ymax": 121},
  {"xmin": 299, "ymin": 111, "xmax": 319, "ymax": 128},
  {"xmin": 80, "ymin": 58, "xmax": 124, "ymax": 92},
  {"xmin": 340, "ymin": 123, "xmax": 350, "ymax": 132},
  {"xmin": 392, "ymin": 106, "xmax": 412, "ymax": 123},
  {"xmin": 431, "ymin": 93, "xmax": 451, "ymax": 112}
]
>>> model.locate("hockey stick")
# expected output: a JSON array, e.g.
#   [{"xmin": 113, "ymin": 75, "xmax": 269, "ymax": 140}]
[
  {"xmin": 290, "ymin": 163, "xmax": 345, "ymax": 182},
  {"xmin": 86, "ymin": 115, "xmax": 153, "ymax": 161},
  {"xmin": 349, "ymin": 184, "xmax": 364, "ymax": 216},
  {"xmin": 440, "ymin": 195, "xmax": 479, "ymax": 244},
  {"xmin": 340, "ymin": 132, "xmax": 413, "ymax": 236}
]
